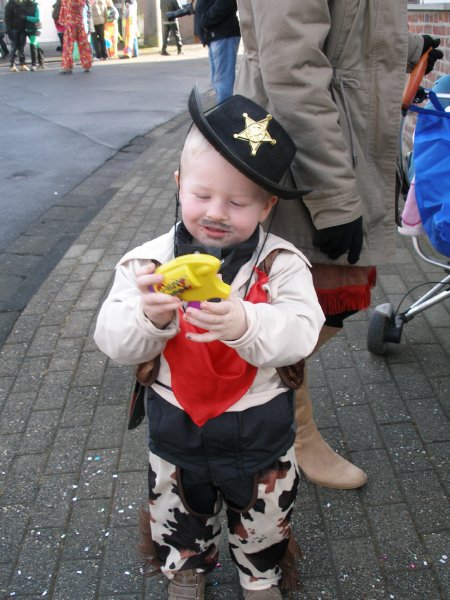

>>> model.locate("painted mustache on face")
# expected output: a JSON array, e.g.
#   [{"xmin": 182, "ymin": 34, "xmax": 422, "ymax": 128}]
[{"xmin": 199, "ymin": 220, "xmax": 232, "ymax": 232}]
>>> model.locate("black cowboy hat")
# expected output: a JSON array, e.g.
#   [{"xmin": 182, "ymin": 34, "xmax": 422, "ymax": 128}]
[{"xmin": 188, "ymin": 86, "xmax": 309, "ymax": 199}]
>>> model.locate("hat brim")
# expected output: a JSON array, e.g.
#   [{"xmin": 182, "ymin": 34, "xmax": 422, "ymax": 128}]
[{"xmin": 188, "ymin": 86, "xmax": 310, "ymax": 199}]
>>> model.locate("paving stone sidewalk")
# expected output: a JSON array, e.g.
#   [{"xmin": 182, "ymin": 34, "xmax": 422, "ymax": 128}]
[{"xmin": 0, "ymin": 109, "xmax": 449, "ymax": 600}]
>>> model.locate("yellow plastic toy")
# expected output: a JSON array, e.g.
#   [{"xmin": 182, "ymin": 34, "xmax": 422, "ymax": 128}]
[{"xmin": 154, "ymin": 254, "xmax": 231, "ymax": 302}]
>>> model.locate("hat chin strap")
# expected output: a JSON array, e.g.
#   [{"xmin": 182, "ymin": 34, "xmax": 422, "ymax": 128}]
[{"xmin": 241, "ymin": 200, "xmax": 279, "ymax": 299}]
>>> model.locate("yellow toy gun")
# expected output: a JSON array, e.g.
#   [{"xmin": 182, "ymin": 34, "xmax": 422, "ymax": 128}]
[{"xmin": 154, "ymin": 254, "xmax": 231, "ymax": 302}]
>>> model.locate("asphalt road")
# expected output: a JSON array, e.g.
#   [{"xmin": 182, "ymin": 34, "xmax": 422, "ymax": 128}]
[
  {"xmin": 0, "ymin": 43, "xmax": 212, "ymax": 253},
  {"xmin": 0, "ymin": 43, "xmax": 213, "ymax": 346}
]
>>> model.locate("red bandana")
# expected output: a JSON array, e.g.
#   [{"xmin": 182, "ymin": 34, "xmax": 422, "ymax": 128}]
[{"xmin": 163, "ymin": 268, "xmax": 269, "ymax": 427}]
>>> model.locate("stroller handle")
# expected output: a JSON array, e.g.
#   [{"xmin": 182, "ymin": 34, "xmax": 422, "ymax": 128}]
[{"xmin": 402, "ymin": 48, "xmax": 431, "ymax": 113}]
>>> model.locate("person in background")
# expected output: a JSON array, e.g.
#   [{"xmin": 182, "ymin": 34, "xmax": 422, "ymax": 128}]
[
  {"xmin": 103, "ymin": 0, "xmax": 118, "ymax": 58},
  {"xmin": 194, "ymin": 0, "xmax": 240, "ymax": 103},
  {"xmin": 120, "ymin": 0, "xmax": 137, "ymax": 58},
  {"xmin": 0, "ymin": 0, "xmax": 10, "ymax": 59},
  {"xmin": 59, "ymin": 0, "xmax": 93, "ymax": 74},
  {"xmin": 234, "ymin": 0, "xmax": 443, "ymax": 490},
  {"xmin": 25, "ymin": 0, "xmax": 44, "ymax": 71},
  {"xmin": 113, "ymin": 0, "xmax": 121, "ymax": 39},
  {"xmin": 91, "ymin": 0, "xmax": 108, "ymax": 59},
  {"xmin": 160, "ymin": 0, "xmax": 183, "ymax": 56},
  {"xmin": 5, "ymin": 0, "xmax": 28, "ymax": 71},
  {"xmin": 52, "ymin": 0, "xmax": 65, "ymax": 51}
]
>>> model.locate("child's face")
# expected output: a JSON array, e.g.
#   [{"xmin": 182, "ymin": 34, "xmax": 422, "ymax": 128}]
[{"xmin": 178, "ymin": 143, "xmax": 277, "ymax": 248}]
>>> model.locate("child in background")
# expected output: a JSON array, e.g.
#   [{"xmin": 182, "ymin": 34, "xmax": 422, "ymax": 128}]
[
  {"xmin": 94, "ymin": 87, "xmax": 324, "ymax": 600},
  {"xmin": 25, "ymin": 0, "xmax": 44, "ymax": 71}
]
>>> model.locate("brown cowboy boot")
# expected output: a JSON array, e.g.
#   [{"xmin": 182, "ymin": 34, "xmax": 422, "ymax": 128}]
[
  {"xmin": 294, "ymin": 325, "xmax": 367, "ymax": 489},
  {"xmin": 167, "ymin": 569, "xmax": 206, "ymax": 600}
]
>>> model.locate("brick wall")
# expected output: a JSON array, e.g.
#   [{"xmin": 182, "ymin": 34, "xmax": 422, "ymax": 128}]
[
  {"xmin": 408, "ymin": 8, "xmax": 450, "ymax": 86},
  {"xmin": 404, "ymin": 8, "xmax": 450, "ymax": 152}
]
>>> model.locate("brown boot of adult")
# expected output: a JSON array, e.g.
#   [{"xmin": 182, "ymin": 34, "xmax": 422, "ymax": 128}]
[
  {"xmin": 294, "ymin": 325, "xmax": 367, "ymax": 489},
  {"xmin": 167, "ymin": 569, "xmax": 206, "ymax": 600}
]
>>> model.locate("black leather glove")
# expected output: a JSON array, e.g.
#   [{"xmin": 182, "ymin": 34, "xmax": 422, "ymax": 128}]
[
  {"xmin": 421, "ymin": 35, "xmax": 443, "ymax": 75},
  {"xmin": 313, "ymin": 216, "xmax": 363, "ymax": 265}
]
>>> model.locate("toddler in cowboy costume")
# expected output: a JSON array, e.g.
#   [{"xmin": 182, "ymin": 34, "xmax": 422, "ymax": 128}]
[{"xmin": 94, "ymin": 87, "xmax": 324, "ymax": 600}]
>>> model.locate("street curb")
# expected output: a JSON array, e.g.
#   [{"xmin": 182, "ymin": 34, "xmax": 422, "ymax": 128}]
[{"xmin": 0, "ymin": 109, "xmax": 192, "ymax": 349}]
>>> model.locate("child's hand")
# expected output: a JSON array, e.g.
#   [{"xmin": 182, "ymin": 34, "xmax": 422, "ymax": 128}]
[
  {"xmin": 184, "ymin": 297, "xmax": 247, "ymax": 342},
  {"xmin": 136, "ymin": 263, "xmax": 182, "ymax": 329}
]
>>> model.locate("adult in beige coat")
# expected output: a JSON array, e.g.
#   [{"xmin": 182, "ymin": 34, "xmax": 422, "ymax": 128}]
[{"xmin": 235, "ymin": 0, "xmax": 431, "ymax": 489}]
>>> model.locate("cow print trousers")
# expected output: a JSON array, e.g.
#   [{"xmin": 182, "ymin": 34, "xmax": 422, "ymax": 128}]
[{"xmin": 147, "ymin": 446, "xmax": 300, "ymax": 591}]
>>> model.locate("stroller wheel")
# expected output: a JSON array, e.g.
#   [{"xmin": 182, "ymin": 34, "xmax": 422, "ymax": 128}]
[{"xmin": 367, "ymin": 303, "xmax": 395, "ymax": 355}]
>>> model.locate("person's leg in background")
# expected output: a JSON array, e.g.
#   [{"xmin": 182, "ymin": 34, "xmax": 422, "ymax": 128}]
[
  {"xmin": 171, "ymin": 22, "xmax": 183, "ymax": 54},
  {"xmin": 91, "ymin": 27, "xmax": 100, "ymax": 58},
  {"xmin": 56, "ymin": 30, "xmax": 64, "ymax": 52},
  {"xmin": 8, "ymin": 29, "xmax": 18, "ymax": 70},
  {"xmin": 294, "ymin": 324, "xmax": 368, "ymax": 489},
  {"xmin": 95, "ymin": 22, "xmax": 107, "ymax": 59},
  {"xmin": 29, "ymin": 35, "xmax": 37, "ymax": 70},
  {"xmin": 17, "ymin": 29, "xmax": 28, "ymax": 70},
  {"xmin": 208, "ymin": 42, "xmax": 216, "ymax": 91},
  {"xmin": 37, "ymin": 42, "xmax": 45, "ymax": 69},
  {"xmin": 161, "ymin": 22, "xmax": 170, "ymax": 54},
  {"xmin": 60, "ymin": 24, "xmax": 75, "ymax": 72},
  {"xmin": 76, "ymin": 22, "xmax": 93, "ymax": 71},
  {"xmin": 121, "ymin": 15, "xmax": 133, "ymax": 57},
  {"xmin": 208, "ymin": 35, "xmax": 240, "ymax": 103},
  {"xmin": 28, "ymin": 35, "xmax": 43, "ymax": 70},
  {"xmin": 0, "ymin": 32, "xmax": 9, "ymax": 58}
]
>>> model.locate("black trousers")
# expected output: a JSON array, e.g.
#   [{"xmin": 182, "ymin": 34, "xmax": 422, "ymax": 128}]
[
  {"xmin": 162, "ymin": 22, "xmax": 182, "ymax": 51},
  {"xmin": 0, "ymin": 33, "xmax": 8, "ymax": 57},
  {"xmin": 30, "ymin": 43, "xmax": 44, "ymax": 67},
  {"xmin": 9, "ymin": 29, "xmax": 27, "ymax": 65},
  {"xmin": 92, "ymin": 23, "xmax": 107, "ymax": 58}
]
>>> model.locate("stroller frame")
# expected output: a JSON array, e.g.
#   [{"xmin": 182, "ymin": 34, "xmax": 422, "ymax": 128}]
[{"xmin": 367, "ymin": 90, "xmax": 450, "ymax": 355}]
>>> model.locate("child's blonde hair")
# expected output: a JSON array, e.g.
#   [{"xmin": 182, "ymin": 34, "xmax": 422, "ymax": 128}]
[{"xmin": 180, "ymin": 124, "xmax": 212, "ymax": 173}]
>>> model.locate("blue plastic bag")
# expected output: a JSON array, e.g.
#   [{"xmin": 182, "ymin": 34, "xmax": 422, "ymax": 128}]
[{"xmin": 411, "ymin": 91, "xmax": 450, "ymax": 257}]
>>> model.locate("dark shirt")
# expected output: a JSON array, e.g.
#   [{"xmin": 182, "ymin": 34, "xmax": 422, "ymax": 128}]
[
  {"xmin": 193, "ymin": 0, "xmax": 240, "ymax": 46},
  {"xmin": 5, "ymin": 0, "xmax": 27, "ymax": 31}
]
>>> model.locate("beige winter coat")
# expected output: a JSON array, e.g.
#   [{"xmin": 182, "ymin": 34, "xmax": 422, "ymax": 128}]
[
  {"xmin": 235, "ymin": 0, "xmax": 424, "ymax": 265},
  {"xmin": 91, "ymin": 0, "xmax": 108, "ymax": 25}
]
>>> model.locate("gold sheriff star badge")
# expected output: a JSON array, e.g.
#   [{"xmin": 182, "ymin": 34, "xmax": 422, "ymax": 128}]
[{"xmin": 233, "ymin": 113, "xmax": 276, "ymax": 156}]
